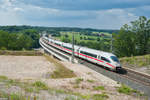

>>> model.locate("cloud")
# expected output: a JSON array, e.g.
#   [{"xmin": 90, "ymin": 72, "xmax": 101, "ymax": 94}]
[
  {"xmin": 0, "ymin": 0, "xmax": 23, "ymax": 25},
  {"xmin": 18, "ymin": 0, "xmax": 150, "ymax": 10},
  {"xmin": 0, "ymin": 0, "xmax": 148, "ymax": 29},
  {"xmin": 17, "ymin": 5, "xmax": 138, "ymax": 29}
]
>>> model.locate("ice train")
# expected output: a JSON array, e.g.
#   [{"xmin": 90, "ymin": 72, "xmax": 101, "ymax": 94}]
[{"xmin": 42, "ymin": 36, "xmax": 121, "ymax": 71}]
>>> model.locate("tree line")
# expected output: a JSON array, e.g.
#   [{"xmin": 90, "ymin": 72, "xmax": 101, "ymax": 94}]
[
  {"xmin": 0, "ymin": 16, "xmax": 149, "ymax": 58},
  {"xmin": 0, "ymin": 29, "xmax": 40, "ymax": 50}
]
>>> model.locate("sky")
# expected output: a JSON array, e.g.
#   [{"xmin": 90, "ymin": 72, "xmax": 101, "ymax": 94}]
[{"xmin": 0, "ymin": 0, "xmax": 150, "ymax": 29}]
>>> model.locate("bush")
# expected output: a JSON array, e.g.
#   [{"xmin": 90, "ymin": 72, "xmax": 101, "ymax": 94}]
[
  {"xmin": 1, "ymin": 47, "xmax": 7, "ymax": 50},
  {"xmin": 32, "ymin": 81, "xmax": 48, "ymax": 90},
  {"xmin": 118, "ymin": 84, "xmax": 134, "ymax": 95}
]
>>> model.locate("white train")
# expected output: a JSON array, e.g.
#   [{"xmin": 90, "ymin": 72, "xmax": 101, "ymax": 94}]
[{"xmin": 42, "ymin": 36, "xmax": 121, "ymax": 71}]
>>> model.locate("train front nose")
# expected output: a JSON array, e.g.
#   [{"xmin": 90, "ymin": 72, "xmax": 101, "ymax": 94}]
[{"xmin": 115, "ymin": 63, "xmax": 122, "ymax": 71}]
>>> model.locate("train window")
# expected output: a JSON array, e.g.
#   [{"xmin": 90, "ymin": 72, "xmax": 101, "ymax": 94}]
[
  {"xmin": 111, "ymin": 56, "xmax": 119, "ymax": 62},
  {"xmin": 80, "ymin": 51, "xmax": 97, "ymax": 58},
  {"xmin": 101, "ymin": 56, "xmax": 110, "ymax": 63},
  {"xmin": 55, "ymin": 43, "xmax": 61, "ymax": 46}
]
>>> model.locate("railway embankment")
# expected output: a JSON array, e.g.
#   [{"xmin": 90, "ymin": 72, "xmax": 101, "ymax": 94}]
[
  {"xmin": 120, "ymin": 54, "xmax": 150, "ymax": 75},
  {"xmin": 0, "ymin": 51, "xmax": 148, "ymax": 100},
  {"xmin": 0, "ymin": 50, "xmax": 43, "ymax": 56}
]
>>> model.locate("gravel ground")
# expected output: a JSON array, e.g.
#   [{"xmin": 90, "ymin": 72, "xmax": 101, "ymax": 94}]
[
  {"xmin": 0, "ymin": 56, "xmax": 55, "ymax": 80},
  {"xmin": 0, "ymin": 55, "xmax": 146, "ymax": 100}
]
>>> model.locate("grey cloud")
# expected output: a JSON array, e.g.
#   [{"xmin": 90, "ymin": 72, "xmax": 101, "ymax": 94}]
[{"xmin": 18, "ymin": 0, "xmax": 150, "ymax": 10}]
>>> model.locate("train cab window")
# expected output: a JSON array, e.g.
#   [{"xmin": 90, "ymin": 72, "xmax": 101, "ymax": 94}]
[
  {"xmin": 111, "ymin": 56, "xmax": 119, "ymax": 62},
  {"xmin": 101, "ymin": 56, "xmax": 110, "ymax": 63}
]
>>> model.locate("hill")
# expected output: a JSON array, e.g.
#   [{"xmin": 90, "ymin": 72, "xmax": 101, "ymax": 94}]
[{"xmin": 0, "ymin": 25, "xmax": 119, "ymax": 33}]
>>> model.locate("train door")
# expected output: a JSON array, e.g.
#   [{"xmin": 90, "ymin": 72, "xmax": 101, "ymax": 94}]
[
  {"xmin": 98, "ymin": 55, "xmax": 101, "ymax": 60},
  {"xmin": 77, "ymin": 49, "xmax": 79, "ymax": 57}
]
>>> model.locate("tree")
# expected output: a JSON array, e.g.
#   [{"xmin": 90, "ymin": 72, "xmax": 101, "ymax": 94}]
[
  {"xmin": 114, "ymin": 16, "xmax": 150, "ymax": 57},
  {"xmin": 0, "ymin": 31, "xmax": 10, "ymax": 49},
  {"xmin": 97, "ymin": 37, "xmax": 100, "ymax": 41},
  {"xmin": 113, "ymin": 26, "xmax": 137, "ymax": 57},
  {"xmin": 17, "ymin": 34, "xmax": 33, "ymax": 50},
  {"xmin": 23, "ymin": 29, "xmax": 40, "ymax": 48}
]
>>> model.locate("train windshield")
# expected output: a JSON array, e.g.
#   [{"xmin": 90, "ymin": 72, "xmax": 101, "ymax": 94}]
[{"xmin": 110, "ymin": 56, "xmax": 119, "ymax": 62}]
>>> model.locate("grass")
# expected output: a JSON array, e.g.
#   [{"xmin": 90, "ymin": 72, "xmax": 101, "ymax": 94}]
[
  {"xmin": 93, "ymin": 86, "xmax": 105, "ymax": 91},
  {"xmin": 0, "ymin": 75, "xmax": 109, "ymax": 100},
  {"xmin": 117, "ymin": 85, "xmax": 146, "ymax": 97},
  {"xmin": 120, "ymin": 54, "xmax": 150, "ymax": 67},
  {"xmin": 87, "ymin": 79, "xmax": 95, "ymax": 83},
  {"xmin": 92, "ymin": 93, "xmax": 109, "ymax": 100},
  {"xmin": 87, "ymin": 72, "xmax": 92, "ymax": 75},
  {"xmin": 58, "ymin": 31, "xmax": 111, "ymax": 42},
  {"xmin": 44, "ymin": 54, "xmax": 76, "ymax": 78},
  {"xmin": 117, "ymin": 84, "xmax": 142, "ymax": 95},
  {"xmin": 73, "ymin": 85, "xmax": 80, "ymax": 88},
  {"xmin": 65, "ymin": 96, "xmax": 82, "ymax": 100},
  {"xmin": 75, "ymin": 78, "xmax": 84, "ymax": 84},
  {"xmin": 0, "ymin": 50, "xmax": 43, "ymax": 56},
  {"xmin": 0, "ymin": 92, "xmax": 26, "ymax": 100},
  {"xmin": 32, "ymin": 81, "xmax": 48, "ymax": 90},
  {"xmin": 24, "ymin": 87, "xmax": 34, "ymax": 93},
  {"xmin": 117, "ymin": 84, "xmax": 133, "ymax": 95},
  {"xmin": 0, "ymin": 76, "xmax": 8, "ymax": 80}
]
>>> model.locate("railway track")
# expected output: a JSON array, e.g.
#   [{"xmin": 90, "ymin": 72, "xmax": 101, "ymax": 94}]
[
  {"xmin": 40, "ymin": 38, "xmax": 150, "ymax": 97},
  {"xmin": 120, "ymin": 68, "xmax": 150, "ymax": 86},
  {"xmin": 78, "ymin": 57, "xmax": 150, "ymax": 86}
]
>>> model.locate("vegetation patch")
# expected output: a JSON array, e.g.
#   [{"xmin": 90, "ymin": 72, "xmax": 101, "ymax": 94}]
[
  {"xmin": 73, "ymin": 84, "xmax": 80, "ymax": 89},
  {"xmin": 93, "ymin": 86, "xmax": 105, "ymax": 91},
  {"xmin": 92, "ymin": 93, "xmax": 109, "ymax": 100},
  {"xmin": 0, "ymin": 91, "xmax": 27, "ymax": 100},
  {"xmin": 75, "ymin": 78, "xmax": 84, "ymax": 84},
  {"xmin": 87, "ymin": 79, "xmax": 95, "ymax": 83},
  {"xmin": 117, "ymin": 84, "xmax": 141, "ymax": 95},
  {"xmin": 44, "ymin": 54, "xmax": 76, "ymax": 78},
  {"xmin": 0, "ymin": 50, "xmax": 43, "ymax": 56},
  {"xmin": 120, "ymin": 54, "xmax": 150, "ymax": 67},
  {"xmin": 32, "ymin": 81, "xmax": 48, "ymax": 90},
  {"xmin": 0, "ymin": 75, "xmax": 8, "ymax": 80}
]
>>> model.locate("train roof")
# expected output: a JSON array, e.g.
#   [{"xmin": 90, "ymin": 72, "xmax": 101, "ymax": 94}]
[
  {"xmin": 63, "ymin": 42, "xmax": 80, "ymax": 49},
  {"xmin": 46, "ymin": 37, "xmax": 116, "ymax": 57},
  {"xmin": 79, "ymin": 47, "xmax": 115, "ymax": 57}
]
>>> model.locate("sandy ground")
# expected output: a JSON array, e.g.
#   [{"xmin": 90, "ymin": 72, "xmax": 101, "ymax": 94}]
[
  {"xmin": 0, "ymin": 56, "xmax": 55, "ymax": 80},
  {"xmin": 0, "ymin": 55, "xmax": 146, "ymax": 100}
]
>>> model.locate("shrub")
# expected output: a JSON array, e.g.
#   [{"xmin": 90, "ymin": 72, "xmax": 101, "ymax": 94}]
[
  {"xmin": 32, "ymin": 81, "xmax": 48, "ymax": 90},
  {"xmin": 93, "ymin": 86, "xmax": 105, "ymax": 90},
  {"xmin": 117, "ymin": 84, "xmax": 133, "ymax": 95}
]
